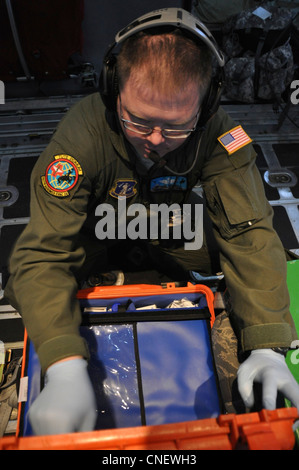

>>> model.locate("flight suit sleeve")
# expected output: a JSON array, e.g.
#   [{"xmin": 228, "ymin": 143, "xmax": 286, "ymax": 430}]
[
  {"xmin": 5, "ymin": 94, "xmax": 110, "ymax": 374},
  {"xmin": 5, "ymin": 140, "xmax": 93, "ymax": 374},
  {"xmin": 201, "ymin": 111, "xmax": 297, "ymax": 352}
]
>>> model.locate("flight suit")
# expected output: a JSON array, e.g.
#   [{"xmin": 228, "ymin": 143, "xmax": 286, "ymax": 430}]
[{"xmin": 5, "ymin": 92, "xmax": 297, "ymax": 374}]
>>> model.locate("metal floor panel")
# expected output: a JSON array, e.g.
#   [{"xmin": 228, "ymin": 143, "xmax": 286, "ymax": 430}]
[{"xmin": 222, "ymin": 103, "xmax": 299, "ymax": 251}]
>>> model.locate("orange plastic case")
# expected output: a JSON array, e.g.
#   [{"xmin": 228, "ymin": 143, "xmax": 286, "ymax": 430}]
[
  {"xmin": 76, "ymin": 282, "xmax": 216, "ymax": 327},
  {"xmin": 1, "ymin": 282, "xmax": 298, "ymax": 450},
  {"xmin": 0, "ymin": 408, "xmax": 298, "ymax": 450}
]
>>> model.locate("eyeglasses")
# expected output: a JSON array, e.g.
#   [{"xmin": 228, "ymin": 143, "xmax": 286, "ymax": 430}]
[{"xmin": 119, "ymin": 98, "xmax": 200, "ymax": 139}]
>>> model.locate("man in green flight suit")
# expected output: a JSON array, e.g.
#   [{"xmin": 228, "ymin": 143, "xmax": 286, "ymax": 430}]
[{"xmin": 4, "ymin": 8, "xmax": 299, "ymax": 435}]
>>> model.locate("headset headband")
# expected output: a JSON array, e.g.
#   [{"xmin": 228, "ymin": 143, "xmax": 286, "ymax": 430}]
[{"xmin": 114, "ymin": 8, "xmax": 225, "ymax": 67}]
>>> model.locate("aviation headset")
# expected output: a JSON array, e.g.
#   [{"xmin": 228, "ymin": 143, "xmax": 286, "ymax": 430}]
[{"xmin": 99, "ymin": 8, "xmax": 225, "ymax": 128}]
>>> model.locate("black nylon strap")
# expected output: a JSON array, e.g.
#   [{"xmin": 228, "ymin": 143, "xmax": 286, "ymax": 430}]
[{"xmin": 81, "ymin": 307, "xmax": 211, "ymax": 326}]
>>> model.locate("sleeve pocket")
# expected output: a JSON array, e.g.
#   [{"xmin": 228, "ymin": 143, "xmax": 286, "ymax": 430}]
[{"xmin": 205, "ymin": 168, "xmax": 264, "ymax": 240}]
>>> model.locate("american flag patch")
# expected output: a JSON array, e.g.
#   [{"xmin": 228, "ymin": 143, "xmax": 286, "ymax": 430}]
[{"xmin": 217, "ymin": 125, "xmax": 252, "ymax": 155}]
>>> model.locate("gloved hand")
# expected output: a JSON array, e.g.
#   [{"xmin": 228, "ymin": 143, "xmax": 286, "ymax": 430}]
[
  {"xmin": 237, "ymin": 349, "xmax": 299, "ymax": 417},
  {"xmin": 28, "ymin": 358, "xmax": 97, "ymax": 435}
]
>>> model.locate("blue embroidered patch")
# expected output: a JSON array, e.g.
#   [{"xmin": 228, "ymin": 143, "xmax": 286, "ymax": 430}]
[
  {"xmin": 109, "ymin": 179, "xmax": 138, "ymax": 199},
  {"xmin": 150, "ymin": 176, "xmax": 187, "ymax": 192}
]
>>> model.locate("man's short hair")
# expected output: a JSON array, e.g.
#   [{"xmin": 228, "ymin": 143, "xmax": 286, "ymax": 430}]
[{"xmin": 117, "ymin": 30, "xmax": 213, "ymax": 103}]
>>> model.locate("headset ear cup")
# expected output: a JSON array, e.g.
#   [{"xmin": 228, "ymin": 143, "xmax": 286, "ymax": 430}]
[{"xmin": 99, "ymin": 54, "xmax": 119, "ymax": 111}]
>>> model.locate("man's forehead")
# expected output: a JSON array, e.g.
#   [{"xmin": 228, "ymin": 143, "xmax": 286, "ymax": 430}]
[{"xmin": 121, "ymin": 77, "xmax": 200, "ymax": 114}]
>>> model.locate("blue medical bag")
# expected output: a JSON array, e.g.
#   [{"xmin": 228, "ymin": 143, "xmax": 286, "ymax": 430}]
[{"xmin": 19, "ymin": 283, "xmax": 221, "ymax": 436}]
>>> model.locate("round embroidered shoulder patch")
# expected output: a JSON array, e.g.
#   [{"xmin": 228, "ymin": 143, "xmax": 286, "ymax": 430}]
[{"xmin": 41, "ymin": 155, "xmax": 83, "ymax": 197}]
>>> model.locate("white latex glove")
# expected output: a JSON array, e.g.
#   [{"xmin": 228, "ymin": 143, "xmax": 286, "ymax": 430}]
[
  {"xmin": 237, "ymin": 349, "xmax": 299, "ymax": 418},
  {"xmin": 28, "ymin": 358, "xmax": 97, "ymax": 435}
]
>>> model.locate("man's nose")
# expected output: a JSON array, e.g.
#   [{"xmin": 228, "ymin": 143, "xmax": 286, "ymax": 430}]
[{"xmin": 145, "ymin": 128, "xmax": 166, "ymax": 145}]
